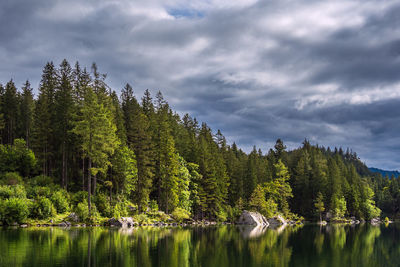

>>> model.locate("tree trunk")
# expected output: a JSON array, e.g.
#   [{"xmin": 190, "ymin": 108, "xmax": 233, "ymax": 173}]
[
  {"xmin": 62, "ymin": 142, "xmax": 66, "ymax": 188},
  {"xmin": 82, "ymin": 157, "xmax": 85, "ymax": 191},
  {"xmin": 88, "ymin": 158, "xmax": 92, "ymax": 216},
  {"xmin": 93, "ymin": 174, "xmax": 97, "ymax": 196}
]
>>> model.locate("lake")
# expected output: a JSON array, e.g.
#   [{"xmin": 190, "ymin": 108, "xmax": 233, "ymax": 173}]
[{"xmin": 0, "ymin": 223, "xmax": 398, "ymax": 267}]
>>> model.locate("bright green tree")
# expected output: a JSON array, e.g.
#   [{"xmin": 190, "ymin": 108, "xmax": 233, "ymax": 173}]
[{"xmin": 72, "ymin": 86, "xmax": 119, "ymax": 214}]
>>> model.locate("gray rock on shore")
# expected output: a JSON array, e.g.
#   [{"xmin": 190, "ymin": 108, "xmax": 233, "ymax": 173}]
[
  {"xmin": 108, "ymin": 217, "xmax": 137, "ymax": 227},
  {"xmin": 237, "ymin": 211, "xmax": 269, "ymax": 226},
  {"xmin": 267, "ymin": 215, "xmax": 287, "ymax": 227}
]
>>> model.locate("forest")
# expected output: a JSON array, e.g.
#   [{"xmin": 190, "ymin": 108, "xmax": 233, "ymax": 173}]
[{"xmin": 0, "ymin": 59, "xmax": 398, "ymax": 225}]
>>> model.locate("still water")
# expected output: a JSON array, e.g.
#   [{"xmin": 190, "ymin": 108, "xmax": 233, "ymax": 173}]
[{"xmin": 0, "ymin": 223, "xmax": 399, "ymax": 267}]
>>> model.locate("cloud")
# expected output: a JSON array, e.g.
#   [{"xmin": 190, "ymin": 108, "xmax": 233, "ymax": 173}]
[{"xmin": 1, "ymin": 0, "xmax": 400, "ymax": 169}]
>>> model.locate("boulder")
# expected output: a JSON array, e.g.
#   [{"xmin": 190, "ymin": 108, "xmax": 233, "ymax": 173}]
[
  {"xmin": 108, "ymin": 217, "xmax": 136, "ymax": 227},
  {"xmin": 58, "ymin": 221, "xmax": 71, "ymax": 227},
  {"xmin": 371, "ymin": 218, "xmax": 381, "ymax": 225},
  {"xmin": 237, "ymin": 211, "xmax": 269, "ymax": 226},
  {"xmin": 239, "ymin": 225, "xmax": 267, "ymax": 238},
  {"xmin": 267, "ymin": 215, "xmax": 287, "ymax": 227}
]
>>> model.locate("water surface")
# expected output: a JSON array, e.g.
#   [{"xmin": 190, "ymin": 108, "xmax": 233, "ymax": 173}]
[{"xmin": 1, "ymin": 223, "xmax": 399, "ymax": 267}]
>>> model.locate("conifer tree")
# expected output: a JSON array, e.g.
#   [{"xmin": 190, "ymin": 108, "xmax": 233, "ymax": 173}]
[
  {"xmin": 19, "ymin": 80, "xmax": 34, "ymax": 148},
  {"xmin": 72, "ymin": 86, "xmax": 119, "ymax": 214},
  {"xmin": 3, "ymin": 80, "xmax": 19, "ymax": 144}
]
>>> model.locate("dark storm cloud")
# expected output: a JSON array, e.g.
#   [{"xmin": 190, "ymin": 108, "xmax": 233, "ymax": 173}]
[{"xmin": 1, "ymin": 0, "xmax": 400, "ymax": 169}]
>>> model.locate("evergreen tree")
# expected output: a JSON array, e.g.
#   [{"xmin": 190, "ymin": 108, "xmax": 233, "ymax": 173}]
[
  {"xmin": 72, "ymin": 86, "xmax": 119, "ymax": 214},
  {"xmin": 3, "ymin": 80, "xmax": 19, "ymax": 144},
  {"xmin": 32, "ymin": 62, "xmax": 57, "ymax": 176},
  {"xmin": 18, "ymin": 80, "xmax": 34, "ymax": 148}
]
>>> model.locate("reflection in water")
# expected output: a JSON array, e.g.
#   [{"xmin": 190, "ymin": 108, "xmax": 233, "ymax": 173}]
[
  {"xmin": 238, "ymin": 225, "xmax": 267, "ymax": 238},
  {"xmin": 0, "ymin": 224, "xmax": 399, "ymax": 267}
]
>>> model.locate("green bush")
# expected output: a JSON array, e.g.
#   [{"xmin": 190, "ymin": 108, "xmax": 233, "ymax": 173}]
[
  {"xmin": 51, "ymin": 190, "xmax": 69, "ymax": 213},
  {"xmin": 71, "ymin": 191, "xmax": 88, "ymax": 207},
  {"xmin": 94, "ymin": 193, "xmax": 112, "ymax": 217},
  {"xmin": 0, "ymin": 197, "xmax": 29, "ymax": 225},
  {"xmin": 27, "ymin": 186, "xmax": 52, "ymax": 199},
  {"xmin": 2, "ymin": 172, "xmax": 23, "ymax": 185},
  {"xmin": 172, "ymin": 207, "xmax": 191, "ymax": 222},
  {"xmin": 75, "ymin": 201, "xmax": 89, "ymax": 222},
  {"xmin": 31, "ymin": 197, "xmax": 56, "ymax": 219},
  {"xmin": 113, "ymin": 201, "xmax": 129, "ymax": 218},
  {"xmin": 135, "ymin": 213, "xmax": 152, "ymax": 224},
  {"xmin": 29, "ymin": 175, "xmax": 53, "ymax": 187},
  {"xmin": 216, "ymin": 209, "xmax": 228, "ymax": 222},
  {"xmin": 149, "ymin": 200, "xmax": 159, "ymax": 212},
  {"xmin": 0, "ymin": 185, "xmax": 26, "ymax": 199}
]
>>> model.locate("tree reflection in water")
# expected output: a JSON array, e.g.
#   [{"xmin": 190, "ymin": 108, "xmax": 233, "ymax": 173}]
[{"xmin": 0, "ymin": 223, "xmax": 398, "ymax": 267}]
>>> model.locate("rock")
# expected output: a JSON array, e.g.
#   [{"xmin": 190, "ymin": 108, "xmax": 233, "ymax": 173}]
[
  {"xmin": 267, "ymin": 215, "xmax": 287, "ymax": 227},
  {"xmin": 58, "ymin": 221, "xmax": 71, "ymax": 227},
  {"xmin": 67, "ymin": 212, "xmax": 79, "ymax": 223},
  {"xmin": 238, "ymin": 225, "xmax": 268, "ymax": 238},
  {"xmin": 371, "ymin": 218, "xmax": 381, "ymax": 225},
  {"xmin": 108, "ymin": 217, "xmax": 136, "ymax": 227},
  {"xmin": 237, "ymin": 211, "xmax": 269, "ymax": 226}
]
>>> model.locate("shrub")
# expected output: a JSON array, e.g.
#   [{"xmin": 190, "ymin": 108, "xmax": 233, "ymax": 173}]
[
  {"xmin": 1, "ymin": 197, "xmax": 29, "ymax": 224},
  {"xmin": 172, "ymin": 207, "xmax": 191, "ymax": 222},
  {"xmin": 31, "ymin": 197, "xmax": 56, "ymax": 219},
  {"xmin": 29, "ymin": 175, "xmax": 53, "ymax": 187},
  {"xmin": 94, "ymin": 193, "xmax": 112, "ymax": 217},
  {"xmin": 149, "ymin": 200, "xmax": 159, "ymax": 212},
  {"xmin": 51, "ymin": 190, "xmax": 70, "ymax": 213},
  {"xmin": 216, "ymin": 209, "xmax": 228, "ymax": 222},
  {"xmin": 71, "ymin": 191, "xmax": 88, "ymax": 207},
  {"xmin": 75, "ymin": 201, "xmax": 89, "ymax": 222},
  {"xmin": 2, "ymin": 172, "xmax": 23, "ymax": 185},
  {"xmin": 113, "ymin": 201, "xmax": 129, "ymax": 218},
  {"xmin": 27, "ymin": 186, "xmax": 52, "ymax": 199},
  {"xmin": 135, "ymin": 213, "xmax": 152, "ymax": 225},
  {"xmin": 0, "ymin": 185, "xmax": 26, "ymax": 199},
  {"xmin": 148, "ymin": 210, "xmax": 170, "ymax": 222}
]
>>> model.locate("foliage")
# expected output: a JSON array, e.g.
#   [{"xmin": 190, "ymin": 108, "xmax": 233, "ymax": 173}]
[
  {"xmin": 314, "ymin": 192, "xmax": 325, "ymax": 221},
  {"xmin": 172, "ymin": 207, "xmax": 191, "ymax": 222},
  {"xmin": 51, "ymin": 190, "xmax": 70, "ymax": 213},
  {"xmin": 2, "ymin": 172, "xmax": 23, "ymax": 185},
  {"xmin": 75, "ymin": 201, "xmax": 90, "ymax": 222},
  {"xmin": 0, "ymin": 185, "xmax": 26, "ymax": 199},
  {"xmin": 31, "ymin": 197, "xmax": 56, "ymax": 219},
  {"xmin": 331, "ymin": 195, "xmax": 347, "ymax": 219},
  {"xmin": 71, "ymin": 191, "xmax": 88, "ymax": 207},
  {"xmin": 94, "ymin": 193, "xmax": 112, "ymax": 217},
  {"xmin": 0, "ymin": 197, "xmax": 30, "ymax": 224},
  {"xmin": 27, "ymin": 186, "xmax": 52, "ymax": 199}
]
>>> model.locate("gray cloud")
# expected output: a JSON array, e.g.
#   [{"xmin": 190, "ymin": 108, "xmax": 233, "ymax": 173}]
[{"xmin": 1, "ymin": 0, "xmax": 400, "ymax": 169}]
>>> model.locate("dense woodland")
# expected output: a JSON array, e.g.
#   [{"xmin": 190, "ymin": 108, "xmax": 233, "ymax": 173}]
[{"xmin": 0, "ymin": 60, "xmax": 398, "ymax": 224}]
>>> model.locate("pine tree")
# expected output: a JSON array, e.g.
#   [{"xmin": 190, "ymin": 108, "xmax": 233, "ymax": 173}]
[
  {"xmin": 32, "ymin": 62, "xmax": 57, "ymax": 176},
  {"xmin": 3, "ymin": 80, "xmax": 19, "ymax": 144},
  {"xmin": 314, "ymin": 192, "xmax": 325, "ymax": 222},
  {"xmin": 72, "ymin": 86, "xmax": 119, "ymax": 214},
  {"xmin": 18, "ymin": 80, "xmax": 34, "ymax": 148},
  {"xmin": 122, "ymin": 86, "xmax": 154, "ymax": 212},
  {"xmin": 55, "ymin": 59, "xmax": 75, "ymax": 188}
]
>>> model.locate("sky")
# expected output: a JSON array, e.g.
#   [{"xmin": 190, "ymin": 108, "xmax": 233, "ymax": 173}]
[{"xmin": 1, "ymin": 0, "xmax": 400, "ymax": 170}]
